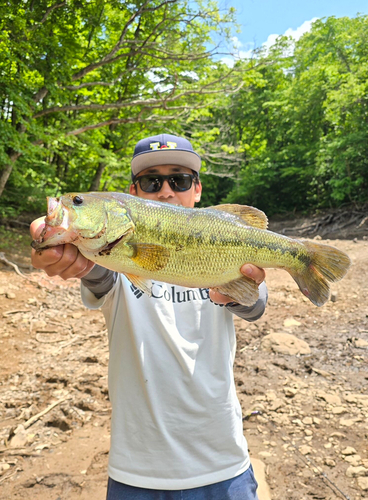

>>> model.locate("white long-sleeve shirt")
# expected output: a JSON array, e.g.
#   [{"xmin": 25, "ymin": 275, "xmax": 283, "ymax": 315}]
[{"xmin": 81, "ymin": 270, "xmax": 267, "ymax": 490}]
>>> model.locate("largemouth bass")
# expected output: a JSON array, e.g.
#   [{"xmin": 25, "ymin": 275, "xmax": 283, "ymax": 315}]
[{"xmin": 31, "ymin": 192, "xmax": 351, "ymax": 307}]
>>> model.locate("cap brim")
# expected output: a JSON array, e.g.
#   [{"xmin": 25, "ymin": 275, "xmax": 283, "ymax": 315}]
[{"xmin": 131, "ymin": 150, "xmax": 201, "ymax": 176}]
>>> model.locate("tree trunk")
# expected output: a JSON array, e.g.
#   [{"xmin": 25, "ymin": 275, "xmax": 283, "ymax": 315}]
[
  {"xmin": 0, "ymin": 151, "xmax": 21, "ymax": 197},
  {"xmin": 89, "ymin": 162, "xmax": 106, "ymax": 191}
]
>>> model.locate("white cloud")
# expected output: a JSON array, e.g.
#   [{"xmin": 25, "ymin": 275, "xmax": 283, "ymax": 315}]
[
  {"xmin": 222, "ymin": 18, "xmax": 319, "ymax": 65},
  {"xmin": 285, "ymin": 18, "xmax": 319, "ymax": 41},
  {"xmin": 263, "ymin": 18, "xmax": 318, "ymax": 52}
]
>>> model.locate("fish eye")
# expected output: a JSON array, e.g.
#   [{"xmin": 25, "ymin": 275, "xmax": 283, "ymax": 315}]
[{"xmin": 73, "ymin": 195, "xmax": 84, "ymax": 206}]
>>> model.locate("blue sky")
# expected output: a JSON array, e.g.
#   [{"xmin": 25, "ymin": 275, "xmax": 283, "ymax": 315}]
[{"xmin": 221, "ymin": 0, "xmax": 368, "ymax": 57}]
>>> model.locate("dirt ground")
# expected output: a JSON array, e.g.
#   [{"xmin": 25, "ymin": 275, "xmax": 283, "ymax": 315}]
[{"xmin": 0, "ymin": 212, "xmax": 367, "ymax": 500}]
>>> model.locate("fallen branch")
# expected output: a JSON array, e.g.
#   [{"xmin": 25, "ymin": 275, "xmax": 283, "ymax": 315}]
[
  {"xmin": 0, "ymin": 448, "xmax": 40, "ymax": 457},
  {"xmin": 0, "ymin": 252, "xmax": 48, "ymax": 290},
  {"xmin": 0, "ymin": 466, "xmax": 20, "ymax": 485},
  {"xmin": 0, "ymin": 252, "xmax": 29, "ymax": 278},
  {"xmin": 22, "ymin": 396, "xmax": 70, "ymax": 430},
  {"xmin": 357, "ymin": 215, "xmax": 368, "ymax": 228},
  {"xmin": 35, "ymin": 333, "xmax": 66, "ymax": 343}
]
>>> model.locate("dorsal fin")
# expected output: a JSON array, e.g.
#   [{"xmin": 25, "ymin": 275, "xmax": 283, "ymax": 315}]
[{"xmin": 206, "ymin": 204, "xmax": 268, "ymax": 229}]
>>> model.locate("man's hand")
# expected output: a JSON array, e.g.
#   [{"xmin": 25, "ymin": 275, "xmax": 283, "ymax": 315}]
[
  {"xmin": 30, "ymin": 217, "xmax": 95, "ymax": 280},
  {"xmin": 209, "ymin": 264, "xmax": 266, "ymax": 305}
]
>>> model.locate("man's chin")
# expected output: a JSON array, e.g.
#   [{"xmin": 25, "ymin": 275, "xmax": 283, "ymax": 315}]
[{"xmin": 160, "ymin": 200, "xmax": 183, "ymax": 206}]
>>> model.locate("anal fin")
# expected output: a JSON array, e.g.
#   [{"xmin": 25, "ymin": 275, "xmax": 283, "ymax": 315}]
[
  {"xmin": 124, "ymin": 273, "xmax": 153, "ymax": 297},
  {"xmin": 213, "ymin": 276, "xmax": 259, "ymax": 306}
]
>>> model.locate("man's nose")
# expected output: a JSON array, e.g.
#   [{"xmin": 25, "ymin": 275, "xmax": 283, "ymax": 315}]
[{"xmin": 158, "ymin": 179, "xmax": 175, "ymax": 197}]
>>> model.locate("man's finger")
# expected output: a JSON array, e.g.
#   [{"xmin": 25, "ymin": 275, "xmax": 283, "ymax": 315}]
[
  {"xmin": 30, "ymin": 216, "xmax": 46, "ymax": 240},
  {"xmin": 240, "ymin": 264, "xmax": 265, "ymax": 285},
  {"xmin": 209, "ymin": 289, "xmax": 233, "ymax": 305}
]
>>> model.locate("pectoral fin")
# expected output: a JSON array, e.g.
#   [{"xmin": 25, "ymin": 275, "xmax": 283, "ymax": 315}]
[
  {"xmin": 213, "ymin": 276, "xmax": 259, "ymax": 306},
  {"xmin": 207, "ymin": 204, "xmax": 268, "ymax": 229},
  {"xmin": 124, "ymin": 273, "xmax": 153, "ymax": 296},
  {"xmin": 130, "ymin": 243, "xmax": 170, "ymax": 271}
]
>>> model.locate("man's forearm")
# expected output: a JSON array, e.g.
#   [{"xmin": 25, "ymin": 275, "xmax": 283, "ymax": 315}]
[{"xmin": 81, "ymin": 265, "xmax": 117, "ymax": 298}]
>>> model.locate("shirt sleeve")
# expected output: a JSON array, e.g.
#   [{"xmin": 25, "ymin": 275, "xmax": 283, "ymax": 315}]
[
  {"xmin": 81, "ymin": 265, "xmax": 118, "ymax": 299},
  {"xmin": 225, "ymin": 281, "xmax": 268, "ymax": 322}
]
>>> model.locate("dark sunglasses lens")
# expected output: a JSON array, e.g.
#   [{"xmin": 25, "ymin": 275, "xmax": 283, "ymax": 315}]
[
  {"xmin": 139, "ymin": 176, "xmax": 162, "ymax": 192},
  {"xmin": 169, "ymin": 174, "xmax": 193, "ymax": 191},
  {"xmin": 136, "ymin": 174, "xmax": 194, "ymax": 192}
]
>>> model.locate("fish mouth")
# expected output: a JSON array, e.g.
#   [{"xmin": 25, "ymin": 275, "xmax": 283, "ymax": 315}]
[
  {"xmin": 45, "ymin": 197, "xmax": 65, "ymax": 226},
  {"xmin": 31, "ymin": 198, "xmax": 77, "ymax": 250}
]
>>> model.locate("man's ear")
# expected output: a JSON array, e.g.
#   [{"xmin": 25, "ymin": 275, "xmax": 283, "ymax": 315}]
[
  {"xmin": 194, "ymin": 181, "xmax": 202, "ymax": 203},
  {"xmin": 129, "ymin": 184, "xmax": 137, "ymax": 196}
]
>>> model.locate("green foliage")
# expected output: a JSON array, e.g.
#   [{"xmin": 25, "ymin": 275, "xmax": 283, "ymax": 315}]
[
  {"xmin": 0, "ymin": 225, "xmax": 32, "ymax": 253},
  {"xmin": 0, "ymin": 0, "xmax": 237, "ymax": 214},
  {"xmin": 198, "ymin": 15, "xmax": 368, "ymax": 214},
  {"xmin": 1, "ymin": 5, "xmax": 367, "ymax": 217}
]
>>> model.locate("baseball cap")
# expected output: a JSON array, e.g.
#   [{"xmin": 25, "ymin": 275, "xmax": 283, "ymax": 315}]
[{"xmin": 131, "ymin": 133, "xmax": 201, "ymax": 177}]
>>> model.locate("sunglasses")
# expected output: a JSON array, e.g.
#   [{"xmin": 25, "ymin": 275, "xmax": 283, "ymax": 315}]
[{"xmin": 133, "ymin": 173, "xmax": 197, "ymax": 193}]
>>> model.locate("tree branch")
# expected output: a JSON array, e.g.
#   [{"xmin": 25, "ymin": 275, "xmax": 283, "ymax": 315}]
[
  {"xmin": 34, "ymin": 72, "xmax": 244, "ymax": 118},
  {"xmin": 70, "ymin": 0, "xmax": 177, "ymax": 82},
  {"xmin": 29, "ymin": 1, "xmax": 67, "ymax": 30},
  {"xmin": 62, "ymin": 111, "xmax": 189, "ymax": 136}
]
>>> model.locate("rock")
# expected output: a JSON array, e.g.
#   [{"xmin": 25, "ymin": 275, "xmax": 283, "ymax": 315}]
[
  {"xmin": 9, "ymin": 424, "xmax": 28, "ymax": 448},
  {"xmin": 324, "ymin": 458, "xmax": 336, "ymax": 467},
  {"xmin": 283, "ymin": 387, "xmax": 298, "ymax": 397},
  {"xmin": 283, "ymin": 318, "xmax": 301, "ymax": 328},
  {"xmin": 313, "ymin": 417, "xmax": 321, "ymax": 425},
  {"xmin": 302, "ymin": 416, "xmax": 313, "ymax": 425},
  {"xmin": 33, "ymin": 320, "xmax": 48, "ymax": 330},
  {"xmin": 72, "ymin": 312, "xmax": 83, "ymax": 319},
  {"xmin": 299, "ymin": 445, "xmax": 312, "ymax": 455},
  {"xmin": 332, "ymin": 406, "xmax": 346, "ymax": 414},
  {"xmin": 345, "ymin": 394, "xmax": 368, "ymax": 407},
  {"xmin": 258, "ymin": 451, "xmax": 273, "ymax": 458},
  {"xmin": 342, "ymin": 446, "xmax": 357, "ymax": 455},
  {"xmin": 357, "ymin": 477, "xmax": 368, "ymax": 491},
  {"xmin": 352, "ymin": 338, "xmax": 368, "ymax": 349},
  {"xmin": 0, "ymin": 463, "xmax": 11, "ymax": 476},
  {"xmin": 345, "ymin": 466, "xmax": 368, "ymax": 478},
  {"xmin": 311, "ymin": 367, "xmax": 332, "ymax": 378},
  {"xmin": 317, "ymin": 391, "xmax": 341, "ymax": 406},
  {"xmin": 340, "ymin": 417, "xmax": 361, "ymax": 427},
  {"xmin": 330, "ymin": 432, "xmax": 346, "ymax": 438},
  {"xmin": 344, "ymin": 455, "xmax": 362, "ymax": 467},
  {"xmin": 269, "ymin": 399, "xmax": 284, "ymax": 412},
  {"xmin": 5, "ymin": 292, "xmax": 16, "ymax": 299},
  {"xmin": 265, "ymin": 391, "xmax": 277, "ymax": 401},
  {"xmin": 292, "ymin": 418, "xmax": 303, "ymax": 427},
  {"xmin": 261, "ymin": 333, "xmax": 310, "ymax": 355},
  {"xmin": 330, "ymin": 291, "xmax": 338, "ymax": 302}
]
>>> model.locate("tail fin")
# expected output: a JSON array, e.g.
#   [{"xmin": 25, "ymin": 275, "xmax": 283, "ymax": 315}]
[{"xmin": 290, "ymin": 240, "xmax": 351, "ymax": 307}]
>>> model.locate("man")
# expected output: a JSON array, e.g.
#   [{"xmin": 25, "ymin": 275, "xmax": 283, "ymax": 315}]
[{"xmin": 31, "ymin": 133, "xmax": 268, "ymax": 499}]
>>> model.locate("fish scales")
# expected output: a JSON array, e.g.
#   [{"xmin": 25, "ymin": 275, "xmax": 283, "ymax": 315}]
[
  {"xmin": 120, "ymin": 199, "xmax": 306, "ymax": 287},
  {"xmin": 32, "ymin": 192, "xmax": 351, "ymax": 307}
]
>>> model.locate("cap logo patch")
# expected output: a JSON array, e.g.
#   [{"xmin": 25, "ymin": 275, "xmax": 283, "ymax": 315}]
[{"xmin": 150, "ymin": 141, "xmax": 177, "ymax": 151}]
